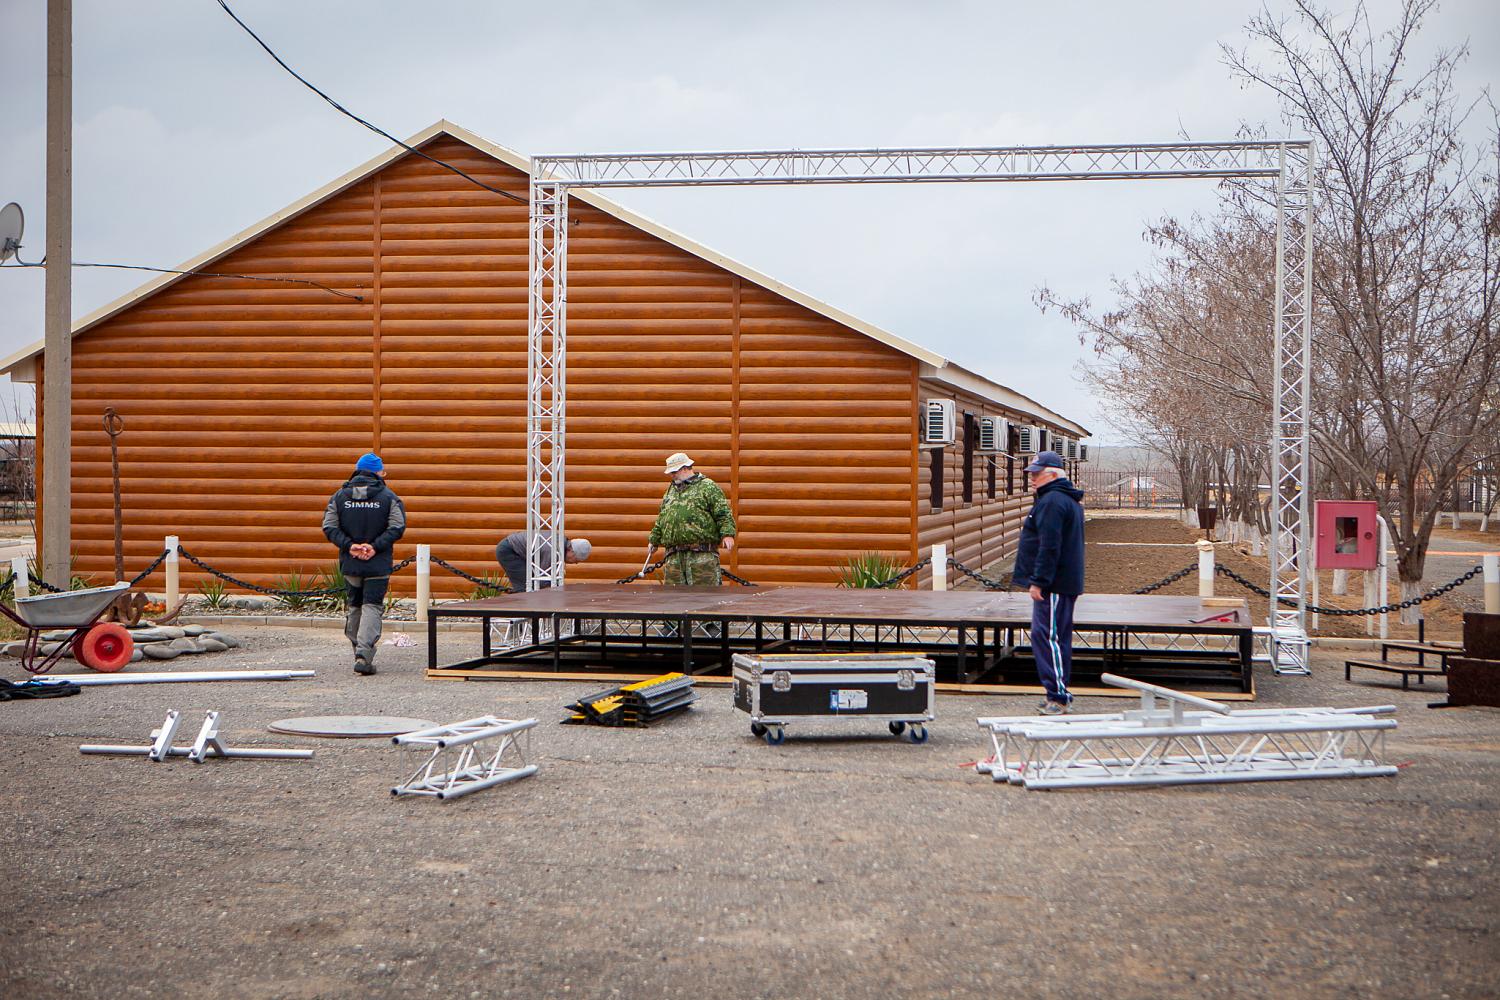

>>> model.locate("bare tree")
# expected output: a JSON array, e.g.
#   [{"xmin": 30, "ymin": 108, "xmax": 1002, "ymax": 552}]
[{"xmin": 1225, "ymin": 0, "xmax": 1500, "ymax": 621}]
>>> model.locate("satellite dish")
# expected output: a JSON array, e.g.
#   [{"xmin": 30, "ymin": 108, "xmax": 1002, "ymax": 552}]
[{"xmin": 0, "ymin": 203, "xmax": 22, "ymax": 264}]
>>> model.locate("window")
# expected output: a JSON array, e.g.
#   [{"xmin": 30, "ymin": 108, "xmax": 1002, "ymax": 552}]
[
  {"xmin": 962, "ymin": 412, "xmax": 976, "ymax": 504},
  {"xmin": 1007, "ymin": 423, "xmax": 1018, "ymax": 493},
  {"xmin": 929, "ymin": 447, "xmax": 944, "ymax": 512}
]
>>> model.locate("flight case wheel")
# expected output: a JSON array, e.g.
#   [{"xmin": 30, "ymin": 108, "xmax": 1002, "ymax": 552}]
[
  {"xmin": 908, "ymin": 724, "xmax": 929, "ymax": 744},
  {"xmin": 888, "ymin": 720, "xmax": 906, "ymax": 736},
  {"xmin": 764, "ymin": 726, "xmax": 786, "ymax": 746},
  {"xmin": 750, "ymin": 722, "xmax": 767, "ymax": 737}
]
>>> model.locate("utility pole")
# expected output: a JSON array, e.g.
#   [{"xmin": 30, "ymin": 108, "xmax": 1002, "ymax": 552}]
[{"xmin": 43, "ymin": 0, "xmax": 72, "ymax": 588}]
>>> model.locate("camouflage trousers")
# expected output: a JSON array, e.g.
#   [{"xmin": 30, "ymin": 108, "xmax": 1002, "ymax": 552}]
[{"xmin": 662, "ymin": 550, "xmax": 722, "ymax": 587}]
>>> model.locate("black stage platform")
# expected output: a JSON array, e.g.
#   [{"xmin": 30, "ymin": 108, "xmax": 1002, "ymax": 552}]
[{"xmin": 425, "ymin": 586, "xmax": 1256, "ymax": 694}]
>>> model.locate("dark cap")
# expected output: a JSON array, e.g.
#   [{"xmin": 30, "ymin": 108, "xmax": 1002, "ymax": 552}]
[{"xmin": 1024, "ymin": 450, "xmax": 1065, "ymax": 473}]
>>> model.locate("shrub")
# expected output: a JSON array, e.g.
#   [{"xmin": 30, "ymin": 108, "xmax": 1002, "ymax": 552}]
[
  {"xmin": 273, "ymin": 568, "xmax": 324, "ymax": 613},
  {"xmin": 197, "ymin": 577, "xmax": 231, "ymax": 612},
  {"xmin": 834, "ymin": 552, "xmax": 908, "ymax": 589}
]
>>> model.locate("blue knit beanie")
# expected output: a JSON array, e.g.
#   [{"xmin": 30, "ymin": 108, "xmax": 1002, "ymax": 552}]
[{"xmin": 355, "ymin": 452, "xmax": 384, "ymax": 473}]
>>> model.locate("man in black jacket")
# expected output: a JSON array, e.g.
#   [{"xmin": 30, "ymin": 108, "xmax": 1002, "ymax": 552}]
[
  {"xmin": 1011, "ymin": 450, "xmax": 1085, "ymax": 715},
  {"xmin": 322, "ymin": 453, "xmax": 406, "ymax": 675}
]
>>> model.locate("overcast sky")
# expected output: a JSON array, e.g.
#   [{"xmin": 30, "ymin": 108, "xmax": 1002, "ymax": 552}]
[{"xmin": 1, "ymin": 0, "xmax": 1495, "ymax": 441}]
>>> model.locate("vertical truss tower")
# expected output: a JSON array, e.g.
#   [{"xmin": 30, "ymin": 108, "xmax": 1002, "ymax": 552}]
[{"xmin": 526, "ymin": 141, "xmax": 1315, "ymax": 669}]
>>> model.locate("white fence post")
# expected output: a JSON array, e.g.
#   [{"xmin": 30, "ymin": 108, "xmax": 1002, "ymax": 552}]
[
  {"xmin": 1377, "ymin": 515, "xmax": 1390, "ymax": 639},
  {"xmin": 11, "ymin": 554, "xmax": 28, "ymax": 600},
  {"xmin": 932, "ymin": 543, "xmax": 947, "ymax": 592},
  {"xmin": 165, "ymin": 535, "xmax": 179, "ymax": 609},
  {"xmin": 1196, "ymin": 539, "xmax": 1215, "ymax": 598},
  {"xmin": 1485, "ymin": 553, "xmax": 1499, "ymax": 615},
  {"xmin": 416, "ymin": 544, "xmax": 431, "ymax": 624}
]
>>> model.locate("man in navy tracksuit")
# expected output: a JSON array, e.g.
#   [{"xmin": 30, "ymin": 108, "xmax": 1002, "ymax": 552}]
[
  {"xmin": 1011, "ymin": 450, "xmax": 1085, "ymax": 715},
  {"xmin": 322, "ymin": 453, "xmax": 406, "ymax": 675}
]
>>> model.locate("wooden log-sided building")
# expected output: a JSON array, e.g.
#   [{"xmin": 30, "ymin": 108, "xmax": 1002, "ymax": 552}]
[{"xmin": 1, "ymin": 122, "xmax": 1088, "ymax": 594}]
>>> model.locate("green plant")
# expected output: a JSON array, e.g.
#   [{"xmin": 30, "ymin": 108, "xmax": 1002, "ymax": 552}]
[
  {"xmin": 465, "ymin": 570, "xmax": 508, "ymax": 600},
  {"xmin": 834, "ymin": 552, "xmax": 908, "ymax": 589},
  {"xmin": 197, "ymin": 577, "xmax": 231, "ymax": 612},
  {"xmin": 273, "ymin": 568, "xmax": 323, "ymax": 613},
  {"xmin": 383, "ymin": 587, "xmax": 403, "ymax": 617},
  {"xmin": 315, "ymin": 563, "xmax": 349, "ymax": 614}
]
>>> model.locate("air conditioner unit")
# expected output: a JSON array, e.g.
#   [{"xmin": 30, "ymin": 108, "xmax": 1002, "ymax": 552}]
[
  {"xmin": 1014, "ymin": 425, "xmax": 1038, "ymax": 455},
  {"xmin": 1064, "ymin": 437, "xmax": 1079, "ymax": 461},
  {"xmin": 1078, "ymin": 442, "xmax": 1089, "ymax": 463},
  {"xmin": 923, "ymin": 399, "xmax": 956, "ymax": 445},
  {"xmin": 976, "ymin": 416, "xmax": 1007, "ymax": 453}
]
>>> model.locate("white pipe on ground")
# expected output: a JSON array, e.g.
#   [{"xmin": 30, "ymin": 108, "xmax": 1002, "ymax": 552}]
[{"xmin": 33, "ymin": 670, "xmax": 315, "ymax": 686}]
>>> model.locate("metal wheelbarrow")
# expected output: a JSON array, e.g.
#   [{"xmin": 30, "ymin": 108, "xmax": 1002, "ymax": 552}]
[{"xmin": 1, "ymin": 582, "xmax": 135, "ymax": 674}]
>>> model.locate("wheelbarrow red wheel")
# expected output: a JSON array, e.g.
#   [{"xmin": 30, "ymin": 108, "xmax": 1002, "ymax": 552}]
[{"xmin": 77, "ymin": 623, "xmax": 133, "ymax": 672}]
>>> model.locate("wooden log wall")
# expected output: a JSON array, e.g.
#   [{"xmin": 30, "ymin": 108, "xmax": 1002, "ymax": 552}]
[
  {"xmin": 63, "ymin": 136, "xmax": 919, "ymax": 596},
  {"xmin": 915, "ymin": 380, "xmax": 1072, "ymax": 588}
]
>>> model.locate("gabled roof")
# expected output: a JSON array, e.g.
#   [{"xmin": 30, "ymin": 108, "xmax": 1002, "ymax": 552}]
[{"xmin": 0, "ymin": 121, "xmax": 1087, "ymax": 436}]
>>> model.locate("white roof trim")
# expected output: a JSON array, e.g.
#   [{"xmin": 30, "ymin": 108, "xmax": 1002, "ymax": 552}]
[
  {"xmin": 919, "ymin": 363, "xmax": 1088, "ymax": 437},
  {"xmin": 1, "ymin": 120, "xmax": 1087, "ymax": 434}
]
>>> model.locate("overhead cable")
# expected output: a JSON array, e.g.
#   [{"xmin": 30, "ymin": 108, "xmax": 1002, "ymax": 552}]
[
  {"xmin": 212, "ymin": 0, "xmax": 527, "ymax": 206},
  {"xmin": 1, "ymin": 255, "xmax": 363, "ymax": 301}
]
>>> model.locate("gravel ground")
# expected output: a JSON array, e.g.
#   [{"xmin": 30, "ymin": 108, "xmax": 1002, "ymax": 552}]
[{"xmin": 2, "ymin": 625, "xmax": 1498, "ymax": 999}]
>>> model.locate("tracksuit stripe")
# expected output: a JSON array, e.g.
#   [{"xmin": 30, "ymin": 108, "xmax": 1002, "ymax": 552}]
[{"xmin": 1048, "ymin": 593, "xmax": 1068, "ymax": 703}]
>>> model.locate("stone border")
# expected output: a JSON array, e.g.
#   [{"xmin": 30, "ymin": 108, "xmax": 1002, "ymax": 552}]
[{"xmin": 178, "ymin": 614, "xmax": 481, "ymax": 633}]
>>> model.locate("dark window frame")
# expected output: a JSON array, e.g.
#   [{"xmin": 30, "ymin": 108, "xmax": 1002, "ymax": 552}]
[
  {"xmin": 929, "ymin": 447, "xmax": 945, "ymax": 512},
  {"xmin": 962, "ymin": 411, "xmax": 976, "ymax": 505}
]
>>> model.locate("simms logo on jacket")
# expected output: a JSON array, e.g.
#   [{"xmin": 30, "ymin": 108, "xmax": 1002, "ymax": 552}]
[{"xmin": 344, "ymin": 500, "xmax": 383, "ymax": 509}]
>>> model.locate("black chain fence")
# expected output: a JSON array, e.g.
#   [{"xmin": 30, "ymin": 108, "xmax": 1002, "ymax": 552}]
[
  {"xmin": 177, "ymin": 546, "xmax": 347, "ymax": 598},
  {"xmin": 616, "ymin": 549, "xmax": 757, "ymax": 586},
  {"xmin": 1133, "ymin": 564, "xmax": 1198, "ymax": 595},
  {"xmin": 431, "ymin": 556, "xmax": 511, "ymax": 592},
  {"xmin": 7, "ymin": 542, "xmax": 1480, "ymax": 621},
  {"xmin": 1214, "ymin": 563, "xmax": 1483, "ymax": 616},
  {"xmin": 946, "ymin": 557, "xmax": 1011, "ymax": 590}
]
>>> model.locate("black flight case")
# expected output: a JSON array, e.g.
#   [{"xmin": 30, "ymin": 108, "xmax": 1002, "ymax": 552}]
[{"xmin": 731, "ymin": 652, "xmax": 936, "ymax": 745}]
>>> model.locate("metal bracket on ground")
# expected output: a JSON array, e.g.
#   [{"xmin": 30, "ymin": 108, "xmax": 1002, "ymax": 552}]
[
  {"xmin": 80, "ymin": 710, "xmax": 315, "ymax": 762},
  {"xmin": 391, "ymin": 716, "xmax": 539, "ymax": 801},
  {"xmin": 975, "ymin": 673, "xmax": 1396, "ymax": 790}
]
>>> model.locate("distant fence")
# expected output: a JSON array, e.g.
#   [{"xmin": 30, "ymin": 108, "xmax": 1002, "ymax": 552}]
[{"xmin": 1075, "ymin": 468, "xmax": 1182, "ymax": 509}]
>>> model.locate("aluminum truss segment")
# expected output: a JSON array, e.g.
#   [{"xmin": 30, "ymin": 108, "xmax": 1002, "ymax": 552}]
[
  {"xmin": 1268, "ymin": 143, "xmax": 1316, "ymax": 673},
  {"xmin": 526, "ymin": 180, "xmax": 568, "ymax": 591},
  {"xmin": 525, "ymin": 139, "xmax": 1315, "ymax": 632},
  {"xmin": 533, "ymin": 141, "xmax": 1290, "ymax": 188},
  {"xmin": 391, "ymin": 716, "xmax": 539, "ymax": 800},
  {"xmin": 974, "ymin": 675, "xmax": 1394, "ymax": 790}
]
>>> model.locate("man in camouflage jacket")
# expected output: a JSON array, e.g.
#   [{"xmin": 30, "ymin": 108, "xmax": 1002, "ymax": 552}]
[{"xmin": 648, "ymin": 452, "xmax": 737, "ymax": 586}]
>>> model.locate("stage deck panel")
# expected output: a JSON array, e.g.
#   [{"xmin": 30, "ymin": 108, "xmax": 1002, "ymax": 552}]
[{"xmin": 436, "ymin": 585, "xmax": 1249, "ymax": 632}]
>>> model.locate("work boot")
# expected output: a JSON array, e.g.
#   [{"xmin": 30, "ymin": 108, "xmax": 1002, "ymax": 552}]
[{"xmin": 354, "ymin": 654, "xmax": 375, "ymax": 676}]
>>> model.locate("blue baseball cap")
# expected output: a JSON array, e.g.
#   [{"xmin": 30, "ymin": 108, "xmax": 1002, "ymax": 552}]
[
  {"xmin": 355, "ymin": 452, "xmax": 384, "ymax": 473},
  {"xmin": 1025, "ymin": 450, "xmax": 1065, "ymax": 473}
]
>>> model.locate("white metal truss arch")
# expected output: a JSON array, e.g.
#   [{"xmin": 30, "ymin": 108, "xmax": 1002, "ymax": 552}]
[{"xmin": 525, "ymin": 141, "xmax": 1315, "ymax": 668}]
